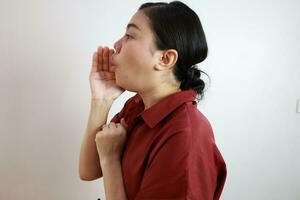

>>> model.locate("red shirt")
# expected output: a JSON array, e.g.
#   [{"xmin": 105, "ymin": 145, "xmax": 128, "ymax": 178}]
[{"xmin": 110, "ymin": 89, "xmax": 227, "ymax": 200}]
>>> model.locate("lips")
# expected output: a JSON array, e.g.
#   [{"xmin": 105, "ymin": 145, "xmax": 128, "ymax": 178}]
[
  {"xmin": 110, "ymin": 54, "xmax": 116, "ymax": 64},
  {"xmin": 111, "ymin": 60, "xmax": 117, "ymax": 67},
  {"xmin": 110, "ymin": 60, "xmax": 118, "ymax": 71}
]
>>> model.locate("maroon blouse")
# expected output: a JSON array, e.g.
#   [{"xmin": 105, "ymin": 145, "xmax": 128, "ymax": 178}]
[{"xmin": 110, "ymin": 89, "xmax": 227, "ymax": 200}]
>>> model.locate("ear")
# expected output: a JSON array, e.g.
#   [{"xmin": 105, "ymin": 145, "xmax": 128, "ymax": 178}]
[{"xmin": 154, "ymin": 49, "xmax": 178, "ymax": 71}]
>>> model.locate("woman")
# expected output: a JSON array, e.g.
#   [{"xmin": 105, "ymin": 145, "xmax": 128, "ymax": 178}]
[{"xmin": 79, "ymin": 1, "xmax": 227, "ymax": 200}]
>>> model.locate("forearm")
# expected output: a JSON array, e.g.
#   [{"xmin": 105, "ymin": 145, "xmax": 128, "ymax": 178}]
[
  {"xmin": 87, "ymin": 99, "xmax": 114, "ymax": 130},
  {"xmin": 79, "ymin": 99, "xmax": 114, "ymax": 180},
  {"xmin": 100, "ymin": 159, "xmax": 128, "ymax": 200}
]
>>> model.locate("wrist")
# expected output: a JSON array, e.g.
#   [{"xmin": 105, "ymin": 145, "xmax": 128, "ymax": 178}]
[
  {"xmin": 90, "ymin": 98, "xmax": 114, "ymax": 109},
  {"xmin": 100, "ymin": 156, "xmax": 121, "ymax": 166},
  {"xmin": 91, "ymin": 97, "xmax": 114, "ymax": 103}
]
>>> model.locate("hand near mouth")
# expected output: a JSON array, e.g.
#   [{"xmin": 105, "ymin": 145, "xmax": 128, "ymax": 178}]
[{"xmin": 89, "ymin": 46, "xmax": 124, "ymax": 101}]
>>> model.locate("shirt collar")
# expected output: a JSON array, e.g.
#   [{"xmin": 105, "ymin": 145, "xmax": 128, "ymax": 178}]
[{"xmin": 135, "ymin": 90, "xmax": 197, "ymax": 128}]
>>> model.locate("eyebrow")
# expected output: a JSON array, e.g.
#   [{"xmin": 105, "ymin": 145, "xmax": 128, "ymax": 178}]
[{"xmin": 126, "ymin": 23, "xmax": 141, "ymax": 31}]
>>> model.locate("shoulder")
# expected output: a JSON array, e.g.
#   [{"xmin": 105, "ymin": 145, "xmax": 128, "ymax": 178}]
[
  {"xmin": 159, "ymin": 102, "xmax": 216, "ymax": 150},
  {"xmin": 167, "ymin": 102, "xmax": 213, "ymax": 134}
]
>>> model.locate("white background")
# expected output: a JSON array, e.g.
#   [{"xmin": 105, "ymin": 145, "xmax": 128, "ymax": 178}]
[{"xmin": 0, "ymin": 0, "xmax": 299, "ymax": 199}]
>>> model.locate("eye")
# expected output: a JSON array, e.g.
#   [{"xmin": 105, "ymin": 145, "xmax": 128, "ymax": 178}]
[{"xmin": 125, "ymin": 34, "xmax": 133, "ymax": 40}]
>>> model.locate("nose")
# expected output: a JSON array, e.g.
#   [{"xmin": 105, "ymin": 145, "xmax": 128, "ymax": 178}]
[{"xmin": 113, "ymin": 38, "xmax": 122, "ymax": 54}]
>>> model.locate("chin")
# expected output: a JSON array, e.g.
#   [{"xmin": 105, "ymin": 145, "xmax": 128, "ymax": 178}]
[
  {"xmin": 116, "ymin": 78, "xmax": 138, "ymax": 93},
  {"xmin": 115, "ymin": 77, "xmax": 122, "ymax": 88},
  {"xmin": 115, "ymin": 77, "xmax": 127, "ymax": 90}
]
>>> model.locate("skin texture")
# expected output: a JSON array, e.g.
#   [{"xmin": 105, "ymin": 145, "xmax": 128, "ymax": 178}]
[{"xmin": 92, "ymin": 10, "xmax": 183, "ymax": 200}]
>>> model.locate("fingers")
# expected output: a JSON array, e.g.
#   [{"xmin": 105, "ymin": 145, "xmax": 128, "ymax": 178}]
[
  {"xmin": 97, "ymin": 46, "xmax": 103, "ymax": 71},
  {"xmin": 101, "ymin": 121, "xmax": 127, "ymax": 131},
  {"xmin": 102, "ymin": 47, "xmax": 109, "ymax": 71},
  {"xmin": 120, "ymin": 118, "xmax": 128, "ymax": 129},
  {"xmin": 108, "ymin": 49, "xmax": 115, "ymax": 72},
  {"xmin": 102, "ymin": 122, "xmax": 117, "ymax": 130},
  {"xmin": 91, "ymin": 52, "xmax": 98, "ymax": 73},
  {"xmin": 94, "ymin": 46, "xmax": 115, "ymax": 72}
]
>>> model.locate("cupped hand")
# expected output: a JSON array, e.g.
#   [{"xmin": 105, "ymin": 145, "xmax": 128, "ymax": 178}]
[{"xmin": 89, "ymin": 46, "xmax": 124, "ymax": 100}]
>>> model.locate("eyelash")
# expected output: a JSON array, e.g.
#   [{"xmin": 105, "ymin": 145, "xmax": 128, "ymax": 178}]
[{"xmin": 125, "ymin": 34, "xmax": 133, "ymax": 39}]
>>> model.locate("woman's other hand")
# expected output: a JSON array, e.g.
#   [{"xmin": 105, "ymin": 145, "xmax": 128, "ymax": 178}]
[{"xmin": 95, "ymin": 118, "xmax": 129, "ymax": 163}]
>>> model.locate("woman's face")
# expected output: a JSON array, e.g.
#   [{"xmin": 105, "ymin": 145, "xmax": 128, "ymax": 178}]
[{"xmin": 112, "ymin": 10, "xmax": 161, "ymax": 93}]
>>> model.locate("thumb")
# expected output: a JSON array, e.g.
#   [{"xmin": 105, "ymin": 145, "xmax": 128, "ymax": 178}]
[{"xmin": 120, "ymin": 118, "xmax": 128, "ymax": 129}]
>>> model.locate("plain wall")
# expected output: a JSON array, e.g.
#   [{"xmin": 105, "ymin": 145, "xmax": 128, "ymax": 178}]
[{"xmin": 0, "ymin": 0, "xmax": 299, "ymax": 199}]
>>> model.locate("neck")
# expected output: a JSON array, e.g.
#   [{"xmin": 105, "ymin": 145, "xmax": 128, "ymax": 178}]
[{"xmin": 138, "ymin": 84, "xmax": 181, "ymax": 110}]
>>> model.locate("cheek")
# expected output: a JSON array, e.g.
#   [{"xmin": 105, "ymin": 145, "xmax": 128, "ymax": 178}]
[
  {"xmin": 123, "ymin": 44, "xmax": 154, "ymax": 76},
  {"xmin": 116, "ymin": 42, "xmax": 156, "ymax": 90},
  {"xmin": 116, "ymin": 64, "xmax": 153, "ymax": 92}
]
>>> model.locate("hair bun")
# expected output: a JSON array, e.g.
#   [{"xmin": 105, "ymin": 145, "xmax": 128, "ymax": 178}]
[
  {"xmin": 180, "ymin": 65, "xmax": 200, "ymax": 83},
  {"xmin": 186, "ymin": 65, "xmax": 200, "ymax": 80},
  {"xmin": 180, "ymin": 65, "xmax": 207, "ymax": 101}
]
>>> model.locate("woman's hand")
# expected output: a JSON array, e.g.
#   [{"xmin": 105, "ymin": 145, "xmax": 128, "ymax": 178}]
[
  {"xmin": 89, "ymin": 46, "xmax": 124, "ymax": 100},
  {"xmin": 95, "ymin": 118, "xmax": 129, "ymax": 163}
]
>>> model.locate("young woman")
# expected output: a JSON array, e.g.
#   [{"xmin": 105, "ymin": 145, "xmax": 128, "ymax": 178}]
[{"xmin": 79, "ymin": 1, "xmax": 227, "ymax": 199}]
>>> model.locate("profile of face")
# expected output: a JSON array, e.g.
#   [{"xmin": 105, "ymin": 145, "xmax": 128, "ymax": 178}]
[{"xmin": 112, "ymin": 10, "xmax": 178, "ymax": 93}]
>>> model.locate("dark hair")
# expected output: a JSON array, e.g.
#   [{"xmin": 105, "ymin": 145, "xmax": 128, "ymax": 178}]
[{"xmin": 138, "ymin": 1, "xmax": 210, "ymax": 102}]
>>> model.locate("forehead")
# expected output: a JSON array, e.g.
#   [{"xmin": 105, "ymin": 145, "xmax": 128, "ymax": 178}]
[
  {"xmin": 127, "ymin": 10, "xmax": 157, "ymax": 52},
  {"xmin": 127, "ymin": 11, "xmax": 152, "ymax": 34}
]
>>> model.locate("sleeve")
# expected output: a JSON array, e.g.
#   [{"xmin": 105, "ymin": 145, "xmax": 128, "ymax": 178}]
[{"xmin": 134, "ymin": 130, "xmax": 190, "ymax": 200}]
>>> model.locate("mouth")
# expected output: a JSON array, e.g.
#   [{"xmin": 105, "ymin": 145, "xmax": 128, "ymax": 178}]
[
  {"xmin": 110, "ymin": 60, "xmax": 118, "ymax": 71},
  {"xmin": 110, "ymin": 55, "xmax": 116, "ymax": 65},
  {"xmin": 111, "ymin": 60, "xmax": 117, "ymax": 67}
]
